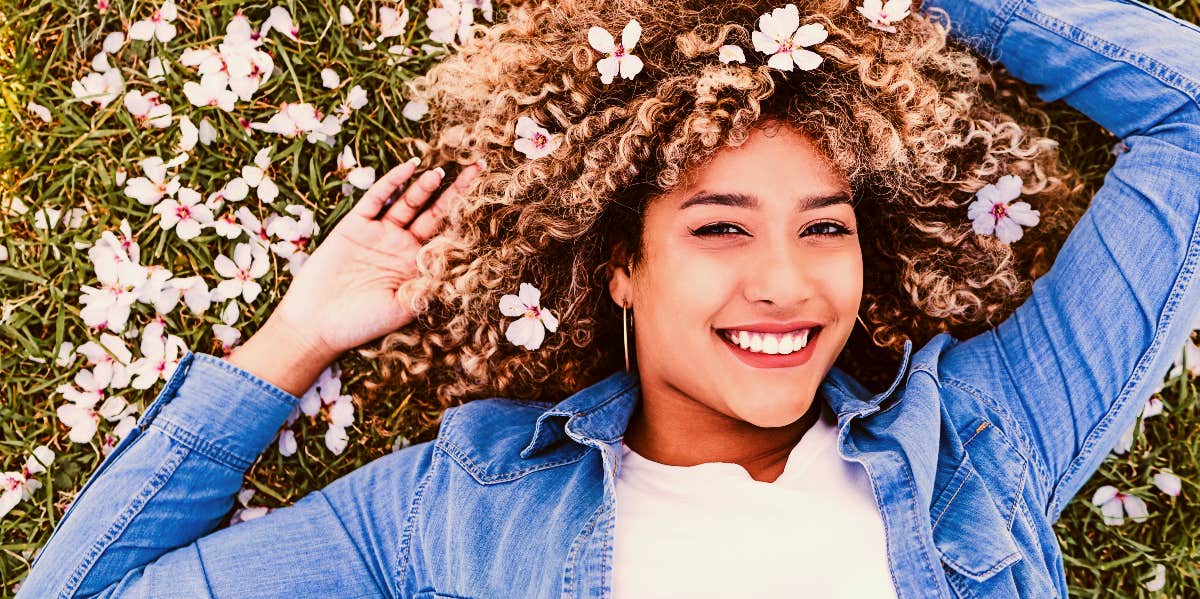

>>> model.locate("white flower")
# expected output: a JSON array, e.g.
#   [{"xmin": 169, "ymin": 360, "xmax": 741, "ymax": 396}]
[
  {"xmin": 183, "ymin": 73, "xmax": 238, "ymax": 111},
  {"xmin": 276, "ymin": 427, "xmax": 297, "ymax": 456},
  {"xmin": 320, "ymin": 68, "xmax": 341, "ymax": 88},
  {"xmin": 499, "ymin": 282, "xmax": 559, "ymax": 350},
  {"xmin": 856, "ymin": 0, "xmax": 911, "ymax": 33},
  {"xmin": 101, "ymin": 415, "xmax": 138, "ymax": 455},
  {"xmin": 230, "ymin": 487, "xmax": 273, "ymax": 524},
  {"xmin": 249, "ymin": 102, "xmax": 324, "ymax": 138},
  {"xmin": 347, "ymin": 86, "xmax": 369, "ymax": 110},
  {"xmin": 261, "ymin": 6, "xmax": 299, "ymax": 41},
  {"xmin": 129, "ymin": 320, "xmax": 188, "ymax": 389},
  {"xmin": 463, "ymin": 0, "xmax": 493, "ymax": 22},
  {"xmin": 718, "ymin": 45, "xmax": 746, "ymax": 64},
  {"xmin": 1, "ymin": 446, "xmax": 56, "ymax": 518},
  {"xmin": 588, "ymin": 20, "xmax": 644, "ymax": 84},
  {"xmin": 339, "ymin": 5, "xmax": 354, "ymax": 25},
  {"xmin": 215, "ymin": 242, "xmax": 270, "ymax": 302},
  {"xmin": 212, "ymin": 210, "xmax": 243, "ymax": 239},
  {"xmin": 71, "ymin": 68, "xmax": 125, "ymax": 109},
  {"xmin": 513, "ymin": 116, "xmax": 562, "ymax": 160},
  {"xmin": 337, "ymin": 146, "xmax": 376, "ymax": 191},
  {"xmin": 124, "ymin": 156, "xmax": 181, "ymax": 206},
  {"xmin": 402, "ymin": 100, "xmax": 428, "ymax": 121},
  {"xmin": 129, "ymin": 0, "xmax": 178, "ymax": 43},
  {"xmin": 752, "ymin": 4, "xmax": 827, "ymax": 72},
  {"xmin": 198, "ymin": 118, "xmax": 217, "ymax": 145},
  {"xmin": 427, "ymin": 0, "xmax": 472, "ymax": 45},
  {"xmin": 1091, "ymin": 485, "xmax": 1150, "ymax": 526},
  {"xmin": 93, "ymin": 49, "xmax": 116, "ymax": 73},
  {"xmin": 1111, "ymin": 396, "xmax": 1164, "ymax": 455},
  {"xmin": 1145, "ymin": 564, "xmax": 1166, "ymax": 592},
  {"xmin": 236, "ymin": 206, "xmax": 279, "ymax": 251},
  {"xmin": 147, "ymin": 55, "xmax": 169, "ymax": 83},
  {"xmin": 171, "ymin": 275, "xmax": 213, "ymax": 315},
  {"xmin": 154, "ymin": 187, "xmax": 214, "ymax": 240},
  {"xmin": 57, "ymin": 395, "xmax": 131, "ymax": 444},
  {"xmin": 79, "ymin": 244, "xmax": 148, "ymax": 333},
  {"xmin": 27, "ymin": 101, "xmax": 51, "ymax": 123},
  {"xmin": 55, "ymin": 341, "xmax": 77, "ymax": 367},
  {"xmin": 103, "ymin": 31, "xmax": 126, "ymax": 53},
  {"xmin": 241, "ymin": 147, "xmax": 280, "ymax": 203},
  {"xmin": 268, "ymin": 204, "xmax": 319, "ymax": 274},
  {"xmin": 377, "ymin": 6, "xmax": 410, "ymax": 42},
  {"xmin": 325, "ymin": 425, "xmax": 350, "ymax": 454},
  {"xmin": 178, "ymin": 115, "xmax": 198, "ymax": 152},
  {"xmin": 124, "ymin": 90, "xmax": 173, "ymax": 128},
  {"xmin": 1152, "ymin": 470, "xmax": 1182, "ymax": 497},
  {"xmin": 76, "ymin": 332, "xmax": 134, "ymax": 389},
  {"xmin": 967, "ymin": 174, "xmax": 1040, "ymax": 244}
]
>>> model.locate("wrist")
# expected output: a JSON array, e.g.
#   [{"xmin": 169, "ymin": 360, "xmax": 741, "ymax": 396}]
[{"xmin": 226, "ymin": 316, "xmax": 340, "ymax": 397}]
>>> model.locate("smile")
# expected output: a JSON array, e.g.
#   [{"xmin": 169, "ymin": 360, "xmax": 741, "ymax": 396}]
[{"xmin": 715, "ymin": 326, "xmax": 821, "ymax": 369}]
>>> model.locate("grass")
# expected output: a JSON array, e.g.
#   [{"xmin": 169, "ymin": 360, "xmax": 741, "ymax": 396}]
[{"xmin": 0, "ymin": 0, "xmax": 1197, "ymax": 596}]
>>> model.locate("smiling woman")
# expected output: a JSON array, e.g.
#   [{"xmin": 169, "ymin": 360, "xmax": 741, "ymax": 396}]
[{"xmin": 18, "ymin": 0, "xmax": 1200, "ymax": 597}]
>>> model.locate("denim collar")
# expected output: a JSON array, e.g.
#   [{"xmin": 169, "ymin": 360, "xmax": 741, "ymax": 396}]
[{"xmin": 520, "ymin": 338, "xmax": 915, "ymax": 459}]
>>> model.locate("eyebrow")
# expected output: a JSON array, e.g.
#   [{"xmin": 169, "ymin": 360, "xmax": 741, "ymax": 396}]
[{"xmin": 679, "ymin": 190, "xmax": 853, "ymax": 212}]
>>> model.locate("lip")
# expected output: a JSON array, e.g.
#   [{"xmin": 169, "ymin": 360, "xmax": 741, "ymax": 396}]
[
  {"xmin": 716, "ymin": 326, "xmax": 821, "ymax": 369},
  {"xmin": 718, "ymin": 321, "xmax": 822, "ymax": 334}
]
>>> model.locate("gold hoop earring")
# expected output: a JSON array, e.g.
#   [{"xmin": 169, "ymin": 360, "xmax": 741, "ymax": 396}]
[
  {"xmin": 623, "ymin": 303, "xmax": 632, "ymax": 372},
  {"xmin": 856, "ymin": 312, "xmax": 870, "ymax": 336}
]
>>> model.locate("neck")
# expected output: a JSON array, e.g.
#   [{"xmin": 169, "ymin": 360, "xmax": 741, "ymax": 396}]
[{"xmin": 622, "ymin": 380, "xmax": 824, "ymax": 484}]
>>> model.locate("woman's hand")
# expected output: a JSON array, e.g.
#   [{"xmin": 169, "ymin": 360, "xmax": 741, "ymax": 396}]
[{"xmin": 229, "ymin": 158, "xmax": 484, "ymax": 396}]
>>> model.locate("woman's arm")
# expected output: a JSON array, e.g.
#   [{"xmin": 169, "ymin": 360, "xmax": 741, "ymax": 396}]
[
  {"xmin": 18, "ymin": 345, "xmax": 433, "ymax": 597},
  {"xmin": 921, "ymin": 0, "xmax": 1200, "ymax": 522},
  {"xmin": 18, "ymin": 160, "xmax": 481, "ymax": 596}
]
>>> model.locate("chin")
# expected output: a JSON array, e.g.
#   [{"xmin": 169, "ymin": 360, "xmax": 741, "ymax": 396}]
[{"xmin": 730, "ymin": 398, "xmax": 813, "ymax": 429}]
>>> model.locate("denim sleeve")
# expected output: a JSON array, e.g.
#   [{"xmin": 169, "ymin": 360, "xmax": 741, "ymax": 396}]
[
  {"xmin": 922, "ymin": 0, "xmax": 1200, "ymax": 523},
  {"xmin": 18, "ymin": 352, "xmax": 432, "ymax": 598}
]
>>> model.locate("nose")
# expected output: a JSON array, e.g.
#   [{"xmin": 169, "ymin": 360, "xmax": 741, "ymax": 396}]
[{"xmin": 741, "ymin": 237, "xmax": 815, "ymax": 307}]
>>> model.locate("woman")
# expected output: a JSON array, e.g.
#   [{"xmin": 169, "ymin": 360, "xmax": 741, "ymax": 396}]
[{"xmin": 20, "ymin": 0, "xmax": 1200, "ymax": 596}]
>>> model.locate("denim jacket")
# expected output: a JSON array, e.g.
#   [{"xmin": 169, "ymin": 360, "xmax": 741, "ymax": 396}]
[{"xmin": 20, "ymin": 0, "xmax": 1200, "ymax": 597}]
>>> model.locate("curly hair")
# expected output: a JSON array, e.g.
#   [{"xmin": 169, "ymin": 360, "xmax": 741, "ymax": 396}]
[{"xmin": 359, "ymin": 0, "xmax": 1091, "ymax": 427}]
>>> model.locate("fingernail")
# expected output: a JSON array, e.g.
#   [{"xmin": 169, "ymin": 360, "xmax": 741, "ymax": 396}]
[
  {"xmin": 475, "ymin": 158, "xmax": 487, "ymax": 172},
  {"xmin": 405, "ymin": 156, "xmax": 421, "ymax": 167},
  {"xmin": 433, "ymin": 167, "xmax": 445, "ymax": 178}
]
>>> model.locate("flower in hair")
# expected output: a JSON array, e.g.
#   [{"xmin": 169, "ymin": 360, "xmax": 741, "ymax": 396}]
[
  {"xmin": 513, "ymin": 116, "xmax": 562, "ymax": 160},
  {"xmin": 718, "ymin": 45, "xmax": 746, "ymax": 64},
  {"xmin": 751, "ymin": 4, "xmax": 827, "ymax": 71},
  {"xmin": 500, "ymin": 283, "xmax": 559, "ymax": 351},
  {"xmin": 967, "ymin": 175, "xmax": 1040, "ymax": 244},
  {"xmin": 588, "ymin": 19, "xmax": 644, "ymax": 84},
  {"xmin": 856, "ymin": 0, "xmax": 911, "ymax": 34}
]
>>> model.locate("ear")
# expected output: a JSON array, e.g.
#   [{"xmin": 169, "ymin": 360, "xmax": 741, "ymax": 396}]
[{"xmin": 607, "ymin": 241, "xmax": 634, "ymax": 309}]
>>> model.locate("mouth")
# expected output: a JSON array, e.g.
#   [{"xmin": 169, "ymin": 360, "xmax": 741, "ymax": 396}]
[{"xmin": 715, "ymin": 326, "xmax": 822, "ymax": 369}]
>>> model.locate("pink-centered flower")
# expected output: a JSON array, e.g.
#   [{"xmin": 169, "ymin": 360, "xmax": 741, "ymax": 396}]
[
  {"xmin": 967, "ymin": 174, "xmax": 1040, "ymax": 244},
  {"xmin": 129, "ymin": 0, "xmax": 178, "ymax": 43},
  {"xmin": 856, "ymin": 0, "xmax": 911, "ymax": 33},
  {"xmin": 752, "ymin": 4, "xmax": 827, "ymax": 72},
  {"xmin": 513, "ymin": 116, "xmax": 562, "ymax": 160},
  {"xmin": 588, "ymin": 20, "xmax": 644, "ymax": 84},
  {"xmin": 499, "ymin": 283, "xmax": 559, "ymax": 350},
  {"xmin": 1091, "ymin": 485, "xmax": 1150, "ymax": 526}
]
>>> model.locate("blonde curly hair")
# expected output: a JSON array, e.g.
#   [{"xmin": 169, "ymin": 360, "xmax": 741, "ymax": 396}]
[{"xmin": 360, "ymin": 0, "xmax": 1090, "ymax": 426}]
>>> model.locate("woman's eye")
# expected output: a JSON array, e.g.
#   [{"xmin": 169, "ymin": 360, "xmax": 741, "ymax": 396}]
[
  {"xmin": 691, "ymin": 223, "xmax": 747, "ymax": 237},
  {"xmin": 806, "ymin": 222, "xmax": 854, "ymax": 237}
]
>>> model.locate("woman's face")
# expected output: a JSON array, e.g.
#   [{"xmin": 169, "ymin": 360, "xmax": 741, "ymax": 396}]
[{"xmin": 609, "ymin": 123, "xmax": 861, "ymax": 428}]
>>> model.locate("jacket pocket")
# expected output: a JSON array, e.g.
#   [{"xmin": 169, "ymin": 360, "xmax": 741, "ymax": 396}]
[{"xmin": 930, "ymin": 420, "xmax": 1030, "ymax": 596}]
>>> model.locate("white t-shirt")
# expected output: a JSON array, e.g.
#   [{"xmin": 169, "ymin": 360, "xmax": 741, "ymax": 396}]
[{"xmin": 612, "ymin": 400, "xmax": 898, "ymax": 598}]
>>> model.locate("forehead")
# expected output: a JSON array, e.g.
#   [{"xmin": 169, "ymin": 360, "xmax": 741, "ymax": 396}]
[{"xmin": 665, "ymin": 124, "xmax": 850, "ymax": 207}]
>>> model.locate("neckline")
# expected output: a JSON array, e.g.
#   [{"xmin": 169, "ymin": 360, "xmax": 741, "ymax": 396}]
[{"xmin": 619, "ymin": 400, "xmax": 838, "ymax": 485}]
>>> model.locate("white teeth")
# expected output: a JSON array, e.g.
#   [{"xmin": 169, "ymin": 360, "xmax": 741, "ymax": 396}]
[{"xmin": 723, "ymin": 328, "xmax": 813, "ymax": 355}]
